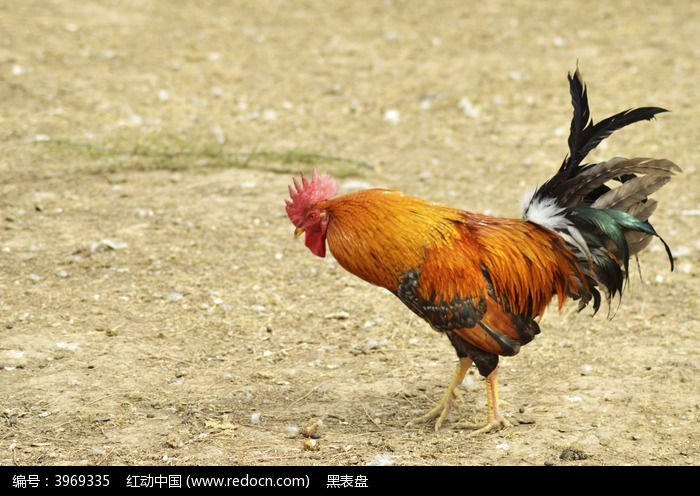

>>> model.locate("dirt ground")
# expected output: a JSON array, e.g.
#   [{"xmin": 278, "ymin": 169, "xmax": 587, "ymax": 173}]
[{"xmin": 0, "ymin": 0, "xmax": 698, "ymax": 467}]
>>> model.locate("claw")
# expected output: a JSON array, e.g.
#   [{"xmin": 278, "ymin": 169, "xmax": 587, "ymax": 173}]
[
  {"xmin": 408, "ymin": 363, "xmax": 513, "ymax": 435},
  {"xmin": 406, "ymin": 357, "xmax": 472, "ymax": 431},
  {"xmin": 454, "ymin": 367, "xmax": 511, "ymax": 435},
  {"xmin": 453, "ymin": 416, "xmax": 512, "ymax": 435},
  {"xmin": 407, "ymin": 386, "xmax": 463, "ymax": 430}
]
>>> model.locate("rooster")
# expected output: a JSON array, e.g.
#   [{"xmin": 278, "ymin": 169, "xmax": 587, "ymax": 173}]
[{"xmin": 285, "ymin": 68, "xmax": 680, "ymax": 433}]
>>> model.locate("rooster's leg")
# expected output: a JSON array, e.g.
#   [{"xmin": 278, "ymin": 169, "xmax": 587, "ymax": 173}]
[
  {"xmin": 407, "ymin": 357, "xmax": 473, "ymax": 431},
  {"xmin": 455, "ymin": 366, "xmax": 511, "ymax": 434}
]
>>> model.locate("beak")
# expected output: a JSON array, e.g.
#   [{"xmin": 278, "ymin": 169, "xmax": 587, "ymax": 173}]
[{"xmin": 294, "ymin": 227, "xmax": 304, "ymax": 238}]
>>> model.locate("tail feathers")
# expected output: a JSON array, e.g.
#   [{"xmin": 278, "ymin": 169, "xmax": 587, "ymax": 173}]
[
  {"xmin": 564, "ymin": 67, "xmax": 667, "ymax": 173},
  {"xmin": 536, "ymin": 68, "xmax": 668, "ymax": 201},
  {"xmin": 523, "ymin": 67, "xmax": 681, "ymax": 313},
  {"xmin": 525, "ymin": 164, "xmax": 677, "ymax": 312},
  {"xmin": 591, "ymin": 165, "xmax": 671, "ymax": 213},
  {"xmin": 565, "ymin": 106, "xmax": 667, "ymax": 173},
  {"xmin": 567, "ymin": 206, "xmax": 674, "ymax": 303},
  {"xmin": 550, "ymin": 157, "xmax": 680, "ymax": 208}
]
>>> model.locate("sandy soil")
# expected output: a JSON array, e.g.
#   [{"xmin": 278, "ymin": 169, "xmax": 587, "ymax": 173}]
[{"xmin": 0, "ymin": 0, "xmax": 698, "ymax": 466}]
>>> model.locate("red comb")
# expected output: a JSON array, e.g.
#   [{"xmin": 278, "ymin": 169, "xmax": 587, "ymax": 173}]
[{"xmin": 285, "ymin": 169, "xmax": 339, "ymax": 225}]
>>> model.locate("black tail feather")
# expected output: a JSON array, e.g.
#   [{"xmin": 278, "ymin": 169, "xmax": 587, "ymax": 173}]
[{"xmin": 564, "ymin": 68, "xmax": 667, "ymax": 172}]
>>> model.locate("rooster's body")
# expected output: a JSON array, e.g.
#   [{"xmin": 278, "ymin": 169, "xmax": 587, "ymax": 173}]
[{"xmin": 285, "ymin": 68, "xmax": 680, "ymax": 432}]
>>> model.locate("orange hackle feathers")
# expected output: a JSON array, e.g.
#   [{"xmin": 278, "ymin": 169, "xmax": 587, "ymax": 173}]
[{"xmin": 322, "ymin": 190, "xmax": 468, "ymax": 290}]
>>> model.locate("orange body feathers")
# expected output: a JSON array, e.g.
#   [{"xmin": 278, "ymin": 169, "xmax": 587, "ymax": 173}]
[{"xmin": 316, "ymin": 189, "xmax": 587, "ymax": 357}]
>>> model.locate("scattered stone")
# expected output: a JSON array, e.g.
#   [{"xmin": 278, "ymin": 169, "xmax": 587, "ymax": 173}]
[
  {"xmin": 55, "ymin": 341, "xmax": 78, "ymax": 351},
  {"xmin": 458, "ymin": 96, "xmax": 480, "ymax": 117},
  {"xmin": 89, "ymin": 239, "xmax": 128, "ymax": 252},
  {"xmin": 285, "ymin": 425, "xmax": 300, "ymax": 438},
  {"xmin": 366, "ymin": 454, "xmax": 393, "ymax": 466},
  {"xmin": 303, "ymin": 438, "xmax": 319, "ymax": 451},
  {"xmin": 300, "ymin": 418, "xmax": 322, "ymax": 439},
  {"xmin": 383, "ymin": 109, "xmax": 400, "ymax": 124},
  {"xmin": 167, "ymin": 292, "xmax": 183, "ymax": 303},
  {"xmin": 560, "ymin": 448, "xmax": 588, "ymax": 461},
  {"xmin": 165, "ymin": 434, "xmax": 184, "ymax": 449},
  {"xmin": 324, "ymin": 311, "xmax": 350, "ymax": 320}
]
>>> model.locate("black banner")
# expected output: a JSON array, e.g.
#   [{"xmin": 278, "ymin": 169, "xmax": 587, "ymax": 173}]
[{"xmin": 0, "ymin": 465, "xmax": 687, "ymax": 491}]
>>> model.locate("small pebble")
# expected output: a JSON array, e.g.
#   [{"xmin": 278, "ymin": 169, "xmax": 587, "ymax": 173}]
[
  {"xmin": 262, "ymin": 109, "xmax": 277, "ymax": 121},
  {"xmin": 324, "ymin": 311, "xmax": 350, "ymax": 320},
  {"xmin": 167, "ymin": 292, "xmax": 183, "ymax": 303},
  {"xmin": 285, "ymin": 425, "xmax": 299, "ymax": 438},
  {"xmin": 458, "ymin": 96, "xmax": 480, "ymax": 117},
  {"xmin": 303, "ymin": 438, "xmax": 319, "ymax": 451},
  {"xmin": 560, "ymin": 448, "xmax": 588, "ymax": 461},
  {"xmin": 300, "ymin": 419, "xmax": 322, "ymax": 438},
  {"xmin": 366, "ymin": 454, "xmax": 393, "ymax": 466},
  {"xmin": 90, "ymin": 239, "xmax": 128, "ymax": 252},
  {"xmin": 383, "ymin": 109, "xmax": 400, "ymax": 124}
]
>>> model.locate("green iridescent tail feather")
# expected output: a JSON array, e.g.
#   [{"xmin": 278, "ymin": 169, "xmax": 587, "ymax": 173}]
[{"xmin": 568, "ymin": 206, "xmax": 674, "ymax": 301}]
